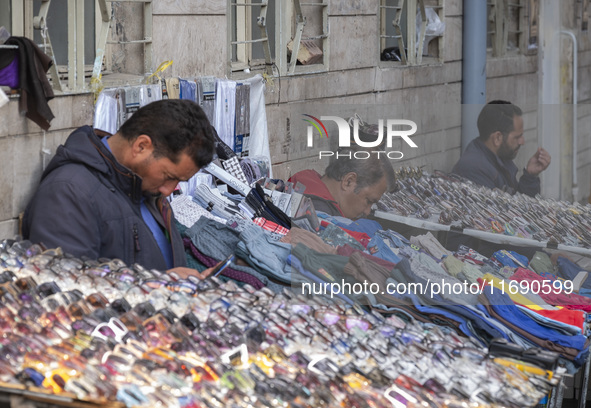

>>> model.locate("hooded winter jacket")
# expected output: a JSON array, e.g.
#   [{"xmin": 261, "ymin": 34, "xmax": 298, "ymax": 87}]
[
  {"xmin": 288, "ymin": 169, "xmax": 344, "ymax": 217},
  {"xmin": 23, "ymin": 126, "xmax": 187, "ymax": 270}
]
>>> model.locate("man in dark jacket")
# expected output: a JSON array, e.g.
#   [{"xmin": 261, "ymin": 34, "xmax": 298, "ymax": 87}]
[
  {"xmin": 23, "ymin": 99, "xmax": 215, "ymax": 277},
  {"xmin": 452, "ymin": 101, "xmax": 551, "ymax": 197}
]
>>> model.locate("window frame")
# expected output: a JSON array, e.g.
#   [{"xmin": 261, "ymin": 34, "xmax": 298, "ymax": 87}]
[
  {"xmin": 487, "ymin": 0, "xmax": 536, "ymax": 57},
  {"xmin": 229, "ymin": 0, "xmax": 274, "ymax": 74},
  {"xmin": 276, "ymin": 0, "xmax": 329, "ymax": 76},
  {"xmin": 7, "ymin": 0, "xmax": 153, "ymax": 94},
  {"xmin": 378, "ymin": 0, "xmax": 445, "ymax": 68},
  {"xmin": 228, "ymin": 0, "xmax": 330, "ymax": 78}
]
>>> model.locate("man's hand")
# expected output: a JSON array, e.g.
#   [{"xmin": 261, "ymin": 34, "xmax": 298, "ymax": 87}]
[
  {"xmin": 525, "ymin": 147, "xmax": 551, "ymax": 177},
  {"xmin": 167, "ymin": 266, "xmax": 217, "ymax": 280}
]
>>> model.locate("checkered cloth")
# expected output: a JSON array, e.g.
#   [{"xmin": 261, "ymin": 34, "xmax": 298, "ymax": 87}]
[
  {"xmin": 253, "ymin": 217, "xmax": 289, "ymax": 236},
  {"xmin": 222, "ymin": 156, "xmax": 249, "ymax": 184}
]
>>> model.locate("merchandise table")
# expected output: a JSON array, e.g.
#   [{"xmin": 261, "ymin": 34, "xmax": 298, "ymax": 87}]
[
  {"xmin": 374, "ymin": 210, "xmax": 591, "ymax": 258},
  {"xmin": 376, "ymin": 169, "xmax": 591, "ymax": 260},
  {"xmin": 0, "ymin": 238, "xmax": 566, "ymax": 408},
  {"xmin": 373, "ymin": 208, "xmax": 591, "ymax": 407}
]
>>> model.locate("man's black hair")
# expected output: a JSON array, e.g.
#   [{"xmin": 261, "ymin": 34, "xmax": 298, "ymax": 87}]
[
  {"xmin": 324, "ymin": 147, "xmax": 386, "ymax": 192},
  {"xmin": 118, "ymin": 99, "xmax": 215, "ymax": 168},
  {"xmin": 477, "ymin": 100, "xmax": 523, "ymax": 141}
]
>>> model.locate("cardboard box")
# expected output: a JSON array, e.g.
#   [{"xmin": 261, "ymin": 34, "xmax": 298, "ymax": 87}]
[{"xmin": 287, "ymin": 39, "xmax": 323, "ymax": 65}]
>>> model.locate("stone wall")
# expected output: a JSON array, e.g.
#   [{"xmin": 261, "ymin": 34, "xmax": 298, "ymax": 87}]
[
  {"xmin": 0, "ymin": 94, "xmax": 94, "ymax": 239},
  {"xmin": 1, "ymin": 0, "xmax": 590, "ymax": 238}
]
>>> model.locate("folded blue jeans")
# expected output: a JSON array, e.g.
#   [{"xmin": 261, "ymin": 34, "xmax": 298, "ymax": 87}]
[
  {"xmin": 367, "ymin": 234, "xmax": 401, "ymax": 264},
  {"xmin": 237, "ymin": 224, "xmax": 292, "ymax": 283},
  {"xmin": 316, "ymin": 212, "xmax": 383, "ymax": 237}
]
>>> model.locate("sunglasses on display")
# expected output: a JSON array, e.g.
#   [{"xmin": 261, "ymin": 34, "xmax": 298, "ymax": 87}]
[
  {"xmin": 0, "ymin": 238, "xmax": 563, "ymax": 408},
  {"xmin": 379, "ymin": 169, "xmax": 591, "ymax": 249}
]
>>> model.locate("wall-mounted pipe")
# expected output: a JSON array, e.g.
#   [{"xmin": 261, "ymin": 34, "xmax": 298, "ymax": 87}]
[
  {"xmin": 558, "ymin": 30, "xmax": 578, "ymax": 201},
  {"xmin": 461, "ymin": 0, "xmax": 487, "ymax": 152}
]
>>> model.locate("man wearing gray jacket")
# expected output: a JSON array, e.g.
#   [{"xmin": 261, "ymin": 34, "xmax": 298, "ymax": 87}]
[
  {"xmin": 452, "ymin": 100, "xmax": 551, "ymax": 197},
  {"xmin": 24, "ymin": 99, "xmax": 215, "ymax": 278}
]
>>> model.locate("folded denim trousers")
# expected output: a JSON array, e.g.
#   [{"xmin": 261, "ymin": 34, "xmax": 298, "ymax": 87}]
[{"xmin": 237, "ymin": 225, "xmax": 292, "ymax": 283}]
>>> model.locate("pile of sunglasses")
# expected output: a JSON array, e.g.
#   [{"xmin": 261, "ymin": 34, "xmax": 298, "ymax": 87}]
[
  {"xmin": 378, "ymin": 169, "xmax": 591, "ymax": 248},
  {"xmin": 0, "ymin": 240, "xmax": 557, "ymax": 407}
]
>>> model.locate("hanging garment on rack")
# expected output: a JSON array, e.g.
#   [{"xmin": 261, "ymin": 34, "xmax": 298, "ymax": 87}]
[
  {"xmin": 233, "ymin": 83, "xmax": 250, "ymax": 156},
  {"xmin": 197, "ymin": 76, "xmax": 216, "ymax": 123},
  {"xmin": 114, "ymin": 88, "xmax": 126, "ymax": 130},
  {"xmin": 0, "ymin": 48, "xmax": 19, "ymax": 89},
  {"xmin": 214, "ymin": 79, "xmax": 237, "ymax": 150},
  {"xmin": 6, "ymin": 36, "xmax": 55, "ymax": 130},
  {"xmin": 212, "ymin": 127, "xmax": 237, "ymax": 161},
  {"xmin": 160, "ymin": 78, "xmax": 169, "ymax": 99},
  {"xmin": 165, "ymin": 77, "xmax": 180, "ymax": 99},
  {"xmin": 242, "ymin": 74, "xmax": 271, "ymax": 171},
  {"xmin": 179, "ymin": 78, "xmax": 197, "ymax": 102},
  {"xmin": 139, "ymin": 84, "xmax": 162, "ymax": 107},
  {"xmin": 123, "ymin": 86, "xmax": 140, "ymax": 120},
  {"xmin": 93, "ymin": 89, "xmax": 118, "ymax": 135},
  {"xmin": 0, "ymin": 87, "xmax": 7, "ymax": 108}
]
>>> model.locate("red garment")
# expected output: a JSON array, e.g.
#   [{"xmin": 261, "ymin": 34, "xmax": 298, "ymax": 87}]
[
  {"xmin": 253, "ymin": 217, "xmax": 289, "ymax": 236},
  {"xmin": 338, "ymin": 227, "xmax": 371, "ymax": 248},
  {"xmin": 510, "ymin": 268, "xmax": 591, "ymax": 312},
  {"xmin": 521, "ymin": 306, "xmax": 585, "ymax": 332},
  {"xmin": 289, "ymin": 170, "xmax": 344, "ymax": 217}
]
